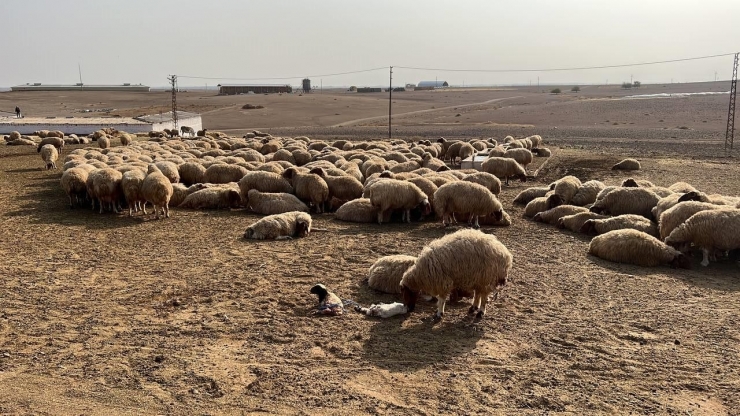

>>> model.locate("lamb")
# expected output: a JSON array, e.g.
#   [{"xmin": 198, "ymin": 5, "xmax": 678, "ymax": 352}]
[
  {"xmin": 203, "ymin": 164, "xmax": 249, "ymax": 184},
  {"xmin": 589, "ymin": 229, "xmax": 690, "ymax": 268},
  {"xmin": 612, "ymin": 158, "xmax": 641, "ymax": 170},
  {"xmin": 504, "ymin": 148, "xmax": 533, "ymax": 170},
  {"xmin": 179, "ymin": 187, "xmax": 242, "ymax": 209},
  {"xmin": 462, "ymin": 172, "xmax": 501, "ymax": 195},
  {"xmin": 98, "ymin": 136, "xmax": 111, "ymax": 149},
  {"xmin": 532, "ymin": 205, "xmax": 589, "ymax": 225},
  {"xmin": 39, "ymin": 144, "xmax": 58, "ymax": 170},
  {"xmin": 400, "ymin": 229, "xmax": 512, "ymax": 320},
  {"xmin": 553, "ymin": 176, "xmax": 582, "ymax": 204},
  {"xmin": 524, "ymin": 194, "xmax": 563, "ymax": 218},
  {"xmin": 665, "ymin": 209, "xmax": 740, "ymax": 266},
  {"xmin": 121, "ymin": 169, "xmax": 147, "ymax": 216},
  {"xmin": 556, "ymin": 212, "xmax": 608, "ymax": 232},
  {"xmin": 481, "ymin": 157, "xmax": 527, "ymax": 185},
  {"xmin": 589, "ymin": 187, "xmax": 661, "ymax": 219},
  {"xmin": 60, "ymin": 167, "xmax": 90, "ymax": 207},
  {"xmin": 580, "ymin": 214, "xmax": 658, "ymax": 236},
  {"xmin": 658, "ymin": 201, "xmax": 728, "ymax": 240},
  {"xmin": 571, "ymin": 180, "xmax": 606, "ymax": 206},
  {"xmin": 433, "ymin": 181, "xmax": 503, "ymax": 228},
  {"xmin": 141, "ymin": 164, "xmax": 174, "ymax": 219},
  {"xmin": 282, "ymin": 167, "xmax": 329, "ymax": 213},
  {"xmin": 36, "ymin": 137, "xmax": 65, "ymax": 153},
  {"xmin": 366, "ymin": 179, "xmax": 431, "ymax": 224},
  {"xmin": 247, "ymin": 189, "xmax": 309, "ymax": 215},
  {"xmin": 513, "ymin": 187, "xmax": 550, "ymax": 205},
  {"xmin": 367, "ymin": 255, "xmax": 417, "ymax": 294},
  {"xmin": 86, "ymin": 168, "xmax": 123, "ymax": 214},
  {"xmin": 243, "ymin": 211, "xmax": 312, "ymax": 240}
]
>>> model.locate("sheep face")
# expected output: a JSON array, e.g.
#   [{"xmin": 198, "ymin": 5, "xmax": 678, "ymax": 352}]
[
  {"xmin": 579, "ymin": 220, "xmax": 598, "ymax": 235},
  {"xmin": 400, "ymin": 284, "xmax": 419, "ymax": 313},
  {"xmin": 227, "ymin": 190, "xmax": 242, "ymax": 208},
  {"xmin": 295, "ymin": 221, "xmax": 310, "ymax": 238},
  {"xmin": 556, "ymin": 218, "xmax": 566, "ymax": 229},
  {"xmin": 589, "ymin": 206, "xmax": 606, "ymax": 215},
  {"xmin": 309, "ymin": 167, "xmax": 326, "ymax": 177},
  {"xmin": 517, "ymin": 174, "xmax": 527, "ymax": 183},
  {"xmin": 671, "ymin": 253, "xmax": 692, "ymax": 270},
  {"xmin": 436, "ymin": 165, "xmax": 450, "ymax": 172},
  {"xmin": 546, "ymin": 194, "xmax": 563, "ymax": 210},
  {"xmin": 243, "ymin": 228, "xmax": 255, "ymax": 239},
  {"xmin": 418, "ymin": 199, "xmax": 432, "ymax": 216},
  {"xmin": 621, "ymin": 178, "xmax": 639, "ymax": 188},
  {"xmin": 282, "ymin": 168, "xmax": 297, "ymax": 180},
  {"xmin": 492, "ymin": 209, "xmax": 503, "ymax": 222},
  {"xmin": 379, "ymin": 170, "xmax": 393, "ymax": 178},
  {"xmin": 677, "ymin": 191, "xmax": 701, "ymax": 203}
]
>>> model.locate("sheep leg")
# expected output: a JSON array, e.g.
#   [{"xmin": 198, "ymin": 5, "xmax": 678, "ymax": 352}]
[
  {"xmin": 377, "ymin": 210, "xmax": 384, "ymax": 225},
  {"xmin": 165, "ymin": 203, "xmax": 170, "ymax": 218},
  {"xmin": 434, "ymin": 296, "xmax": 446, "ymax": 320},
  {"xmin": 405, "ymin": 209, "xmax": 411, "ymax": 223},
  {"xmin": 154, "ymin": 205, "xmax": 160, "ymax": 219},
  {"xmin": 473, "ymin": 215, "xmax": 480, "ymax": 229},
  {"xmin": 476, "ymin": 290, "xmax": 491, "ymax": 319},
  {"xmin": 68, "ymin": 195, "xmax": 74, "ymax": 208},
  {"xmin": 129, "ymin": 206, "xmax": 134, "ymax": 217},
  {"xmin": 99, "ymin": 201, "xmax": 105, "ymax": 214},
  {"xmin": 142, "ymin": 202, "xmax": 148, "ymax": 215},
  {"xmin": 701, "ymin": 249, "xmax": 710, "ymax": 267},
  {"xmin": 468, "ymin": 291, "xmax": 480, "ymax": 315}
]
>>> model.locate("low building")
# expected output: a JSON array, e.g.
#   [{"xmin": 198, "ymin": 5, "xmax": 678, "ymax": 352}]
[
  {"xmin": 416, "ymin": 80, "xmax": 449, "ymax": 90},
  {"xmin": 10, "ymin": 83, "xmax": 150, "ymax": 92},
  {"xmin": 357, "ymin": 87, "xmax": 382, "ymax": 93},
  {"xmin": 218, "ymin": 84, "xmax": 293, "ymax": 95},
  {"xmin": 0, "ymin": 110, "xmax": 201, "ymax": 135}
]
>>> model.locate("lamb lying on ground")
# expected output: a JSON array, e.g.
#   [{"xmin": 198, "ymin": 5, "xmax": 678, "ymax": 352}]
[
  {"xmin": 310, "ymin": 284, "xmax": 344, "ymax": 316},
  {"xmin": 353, "ymin": 302, "xmax": 408, "ymax": 318}
]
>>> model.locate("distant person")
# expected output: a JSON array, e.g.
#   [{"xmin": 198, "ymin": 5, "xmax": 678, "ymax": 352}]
[{"xmin": 15, "ymin": 106, "xmax": 21, "ymax": 118}]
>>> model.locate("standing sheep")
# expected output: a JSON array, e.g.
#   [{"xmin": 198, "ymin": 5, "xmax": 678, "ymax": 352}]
[
  {"xmin": 504, "ymin": 148, "xmax": 533, "ymax": 170},
  {"xmin": 39, "ymin": 144, "xmax": 59, "ymax": 170},
  {"xmin": 121, "ymin": 170, "xmax": 147, "ymax": 216},
  {"xmin": 37, "ymin": 137, "xmax": 65, "ymax": 153},
  {"xmin": 366, "ymin": 179, "xmax": 431, "ymax": 224},
  {"xmin": 282, "ymin": 167, "xmax": 330, "ymax": 214},
  {"xmin": 481, "ymin": 157, "xmax": 527, "ymax": 186},
  {"xmin": 98, "ymin": 136, "xmax": 111, "ymax": 149},
  {"xmin": 153, "ymin": 161, "xmax": 181, "ymax": 184},
  {"xmin": 141, "ymin": 164, "xmax": 174, "ymax": 219},
  {"xmin": 60, "ymin": 167, "xmax": 90, "ymax": 207},
  {"xmin": 665, "ymin": 209, "xmax": 740, "ymax": 267},
  {"xmin": 462, "ymin": 172, "xmax": 501, "ymax": 195},
  {"xmin": 203, "ymin": 164, "xmax": 249, "ymax": 184},
  {"xmin": 243, "ymin": 211, "xmax": 312, "ymax": 240},
  {"xmin": 433, "ymin": 181, "xmax": 503, "ymax": 228},
  {"xmin": 86, "ymin": 168, "xmax": 123, "ymax": 214},
  {"xmin": 400, "ymin": 229, "xmax": 512, "ymax": 320},
  {"xmin": 367, "ymin": 255, "xmax": 417, "ymax": 294},
  {"xmin": 658, "ymin": 201, "xmax": 728, "ymax": 240},
  {"xmin": 589, "ymin": 229, "xmax": 690, "ymax": 268}
]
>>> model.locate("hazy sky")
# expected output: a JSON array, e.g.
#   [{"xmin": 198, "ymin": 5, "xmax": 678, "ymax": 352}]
[{"xmin": 3, "ymin": 0, "xmax": 740, "ymax": 88}]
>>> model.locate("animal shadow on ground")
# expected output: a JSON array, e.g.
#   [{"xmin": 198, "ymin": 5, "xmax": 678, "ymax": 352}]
[
  {"xmin": 5, "ymin": 168, "xmax": 43, "ymax": 174},
  {"xmin": 586, "ymin": 254, "xmax": 740, "ymax": 292}
]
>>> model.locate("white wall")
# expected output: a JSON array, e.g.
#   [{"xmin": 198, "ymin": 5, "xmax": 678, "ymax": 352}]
[
  {"xmin": 0, "ymin": 122, "xmax": 152, "ymax": 135},
  {"xmin": 152, "ymin": 116, "xmax": 202, "ymax": 133}
]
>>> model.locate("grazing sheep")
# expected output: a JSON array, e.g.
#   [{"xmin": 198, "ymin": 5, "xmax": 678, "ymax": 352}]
[
  {"xmin": 86, "ymin": 168, "xmax": 123, "ymax": 214},
  {"xmin": 203, "ymin": 164, "xmax": 249, "ymax": 184},
  {"xmin": 37, "ymin": 137, "xmax": 65, "ymax": 153},
  {"xmin": 400, "ymin": 229, "xmax": 512, "ymax": 320},
  {"xmin": 504, "ymin": 148, "xmax": 533, "ymax": 170},
  {"xmin": 247, "ymin": 189, "xmax": 309, "ymax": 215},
  {"xmin": 179, "ymin": 187, "xmax": 241, "ymax": 209},
  {"xmin": 366, "ymin": 179, "xmax": 431, "ymax": 224},
  {"xmin": 405, "ymin": 176, "xmax": 439, "ymax": 210},
  {"xmin": 141, "ymin": 164, "xmax": 174, "ymax": 219},
  {"xmin": 243, "ymin": 211, "xmax": 312, "ymax": 240},
  {"xmin": 477, "ymin": 210, "xmax": 512, "ymax": 227},
  {"xmin": 98, "ymin": 136, "xmax": 111, "ymax": 149},
  {"xmin": 153, "ymin": 161, "xmax": 180, "ymax": 184},
  {"xmin": 282, "ymin": 167, "xmax": 329, "ymax": 213},
  {"xmin": 238, "ymin": 171, "xmax": 294, "ymax": 204},
  {"xmin": 571, "ymin": 180, "xmax": 606, "ymax": 206},
  {"xmin": 121, "ymin": 170, "xmax": 147, "ymax": 216},
  {"xmin": 39, "ymin": 144, "xmax": 58, "ymax": 170},
  {"xmin": 556, "ymin": 212, "xmax": 608, "ymax": 232},
  {"xmin": 60, "ymin": 167, "xmax": 90, "ymax": 207},
  {"xmin": 178, "ymin": 161, "xmax": 207, "ymax": 186},
  {"xmin": 367, "ymin": 255, "xmax": 417, "ymax": 294},
  {"xmin": 664, "ymin": 209, "xmax": 740, "ymax": 266},
  {"xmin": 310, "ymin": 168, "xmax": 363, "ymax": 204},
  {"xmin": 612, "ymin": 158, "xmax": 641, "ymax": 170},
  {"xmin": 580, "ymin": 214, "xmax": 658, "ymax": 236},
  {"xmin": 334, "ymin": 198, "xmax": 390, "ymax": 223},
  {"xmin": 456, "ymin": 142, "xmax": 476, "ymax": 165},
  {"xmin": 533, "ymin": 205, "xmax": 589, "ymax": 225},
  {"xmin": 553, "ymin": 176, "xmax": 582, "ymax": 204},
  {"xmin": 433, "ymin": 181, "xmax": 503, "ymax": 228},
  {"xmin": 513, "ymin": 187, "xmax": 550, "ymax": 205},
  {"xmin": 590, "ymin": 187, "xmax": 661, "ymax": 219},
  {"xmin": 589, "ymin": 229, "xmax": 690, "ymax": 268},
  {"xmin": 462, "ymin": 172, "xmax": 501, "ymax": 195},
  {"xmin": 119, "ymin": 133, "xmax": 132, "ymax": 146},
  {"xmin": 524, "ymin": 194, "xmax": 563, "ymax": 218},
  {"xmin": 658, "ymin": 201, "xmax": 728, "ymax": 240},
  {"xmin": 481, "ymin": 157, "xmax": 527, "ymax": 186},
  {"xmin": 532, "ymin": 147, "xmax": 551, "ymax": 157}
]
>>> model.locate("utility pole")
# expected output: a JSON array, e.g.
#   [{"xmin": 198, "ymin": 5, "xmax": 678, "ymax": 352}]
[
  {"xmin": 631, "ymin": 74, "xmax": 633, "ymax": 84},
  {"xmin": 389, "ymin": 66, "xmax": 393, "ymax": 139},
  {"xmin": 168, "ymin": 74, "xmax": 178, "ymax": 131},
  {"xmin": 725, "ymin": 53, "xmax": 739, "ymax": 153},
  {"xmin": 715, "ymin": 71, "xmax": 718, "ymax": 82}
]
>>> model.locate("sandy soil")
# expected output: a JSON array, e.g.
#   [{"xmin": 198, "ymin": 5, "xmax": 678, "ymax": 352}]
[{"xmin": 1, "ymin": 82, "xmax": 739, "ymax": 414}]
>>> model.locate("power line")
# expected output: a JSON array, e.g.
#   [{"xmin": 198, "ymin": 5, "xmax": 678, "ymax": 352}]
[
  {"xmin": 395, "ymin": 53, "xmax": 737, "ymax": 73},
  {"xmin": 178, "ymin": 67, "xmax": 387, "ymax": 81}
]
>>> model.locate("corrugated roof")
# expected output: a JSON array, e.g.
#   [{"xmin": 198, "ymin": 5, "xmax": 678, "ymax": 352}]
[
  {"xmin": 417, "ymin": 81, "xmax": 448, "ymax": 88},
  {"xmin": 134, "ymin": 111, "xmax": 200, "ymax": 123}
]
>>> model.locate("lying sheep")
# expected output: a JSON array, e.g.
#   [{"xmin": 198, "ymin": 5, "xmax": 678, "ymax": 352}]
[
  {"xmin": 310, "ymin": 168, "xmax": 363, "ymax": 205},
  {"xmin": 283, "ymin": 167, "xmax": 329, "ymax": 213},
  {"xmin": 571, "ymin": 180, "xmax": 605, "ymax": 206},
  {"xmin": 238, "ymin": 171, "xmax": 294, "ymax": 203},
  {"xmin": 367, "ymin": 255, "xmax": 417, "ymax": 294},
  {"xmin": 580, "ymin": 214, "xmax": 658, "ymax": 236},
  {"xmin": 612, "ymin": 158, "xmax": 641, "ymax": 170},
  {"xmin": 621, "ymin": 178, "xmax": 654, "ymax": 188},
  {"xmin": 153, "ymin": 161, "xmax": 180, "ymax": 184},
  {"xmin": 141, "ymin": 164, "xmax": 174, "ymax": 219},
  {"xmin": 243, "ymin": 211, "xmax": 312, "ymax": 240},
  {"xmin": 589, "ymin": 229, "xmax": 690, "ymax": 268},
  {"xmin": 668, "ymin": 182, "xmax": 697, "ymax": 193},
  {"xmin": 400, "ymin": 229, "xmax": 512, "ymax": 320},
  {"xmin": 433, "ymin": 181, "xmax": 503, "ymax": 228},
  {"xmin": 170, "ymin": 183, "xmax": 207, "ymax": 207},
  {"xmin": 203, "ymin": 164, "xmax": 249, "ymax": 184},
  {"xmin": 553, "ymin": 176, "xmax": 582, "ymax": 204},
  {"xmin": 524, "ymin": 194, "xmax": 563, "ymax": 218},
  {"xmin": 665, "ymin": 209, "xmax": 740, "ymax": 266},
  {"xmin": 533, "ymin": 205, "xmax": 588, "ymax": 225},
  {"xmin": 180, "ymin": 187, "xmax": 241, "ymax": 209},
  {"xmin": 366, "ymin": 179, "xmax": 431, "ymax": 224},
  {"xmin": 39, "ymin": 144, "xmax": 58, "ymax": 170},
  {"xmin": 590, "ymin": 187, "xmax": 661, "ymax": 219},
  {"xmin": 247, "ymin": 189, "xmax": 309, "ymax": 215},
  {"xmin": 513, "ymin": 187, "xmax": 550, "ymax": 205},
  {"xmin": 532, "ymin": 147, "xmax": 551, "ymax": 157},
  {"xmin": 481, "ymin": 157, "xmax": 527, "ymax": 186},
  {"xmin": 178, "ymin": 161, "xmax": 207, "ymax": 186},
  {"xmin": 556, "ymin": 212, "xmax": 608, "ymax": 232}
]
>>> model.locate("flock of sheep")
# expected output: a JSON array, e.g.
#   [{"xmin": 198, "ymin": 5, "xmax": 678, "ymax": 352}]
[{"xmin": 10, "ymin": 126, "xmax": 740, "ymax": 320}]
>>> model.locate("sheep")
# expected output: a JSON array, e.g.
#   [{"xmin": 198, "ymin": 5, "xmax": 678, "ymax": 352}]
[
  {"xmin": 366, "ymin": 179, "xmax": 431, "ymax": 224},
  {"xmin": 243, "ymin": 211, "xmax": 312, "ymax": 240},
  {"xmin": 524, "ymin": 194, "xmax": 563, "ymax": 218},
  {"xmin": 203, "ymin": 164, "xmax": 248, "ymax": 184},
  {"xmin": 433, "ymin": 181, "xmax": 503, "ymax": 228},
  {"xmin": 121, "ymin": 169, "xmax": 147, "ymax": 216},
  {"xmin": 589, "ymin": 229, "xmax": 690, "ymax": 268},
  {"xmin": 310, "ymin": 168, "xmax": 363, "ymax": 205},
  {"xmin": 98, "ymin": 136, "xmax": 111, "ymax": 149},
  {"xmin": 462, "ymin": 172, "xmax": 501, "ymax": 195},
  {"xmin": 197, "ymin": 128, "xmax": 208, "ymax": 137},
  {"xmin": 6, "ymin": 138, "xmax": 36, "ymax": 146},
  {"xmin": 527, "ymin": 135, "xmax": 543, "ymax": 148},
  {"xmin": 444, "ymin": 141, "xmax": 465, "ymax": 163},
  {"xmin": 141, "ymin": 164, "xmax": 174, "ymax": 219},
  {"xmin": 556, "ymin": 212, "xmax": 608, "ymax": 232},
  {"xmin": 282, "ymin": 167, "xmax": 329, "ymax": 213},
  {"xmin": 532, "ymin": 147, "xmax": 551, "ymax": 157},
  {"xmin": 238, "ymin": 171, "xmax": 293, "ymax": 203},
  {"xmin": 580, "ymin": 214, "xmax": 658, "ymax": 236},
  {"xmin": 119, "ymin": 133, "xmax": 132, "ymax": 146},
  {"xmin": 668, "ymin": 182, "xmax": 697, "ymax": 193},
  {"xmin": 367, "ymin": 255, "xmax": 417, "ymax": 294},
  {"xmin": 513, "ymin": 187, "xmax": 550, "ymax": 205},
  {"xmin": 334, "ymin": 198, "xmax": 389, "ymax": 223},
  {"xmin": 590, "ymin": 187, "xmax": 661, "ymax": 219},
  {"xmin": 86, "ymin": 168, "xmax": 123, "ymax": 214},
  {"xmin": 178, "ymin": 161, "xmax": 206, "ymax": 186},
  {"xmin": 612, "ymin": 158, "xmax": 641, "ymax": 170},
  {"xmin": 670, "ymin": 209, "xmax": 740, "ymax": 266},
  {"xmin": 553, "ymin": 176, "xmax": 582, "ymax": 204},
  {"xmin": 621, "ymin": 178, "xmax": 655, "ymax": 188},
  {"xmin": 60, "ymin": 167, "xmax": 90, "ymax": 207},
  {"xmin": 37, "ymin": 137, "xmax": 65, "ymax": 153},
  {"xmin": 480, "ymin": 157, "xmax": 527, "ymax": 186},
  {"xmin": 456, "ymin": 142, "xmax": 476, "ymax": 165},
  {"xmin": 179, "ymin": 187, "xmax": 241, "ymax": 209},
  {"xmin": 247, "ymin": 189, "xmax": 309, "ymax": 215},
  {"xmin": 405, "ymin": 176, "xmax": 439, "ymax": 211},
  {"xmin": 400, "ymin": 229, "xmax": 512, "ymax": 320},
  {"xmin": 39, "ymin": 144, "xmax": 59, "ymax": 170},
  {"xmin": 532, "ymin": 205, "xmax": 589, "ymax": 225},
  {"xmin": 153, "ymin": 161, "xmax": 180, "ymax": 184},
  {"xmin": 658, "ymin": 201, "xmax": 729, "ymax": 241},
  {"xmin": 571, "ymin": 180, "xmax": 606, "ymax": 206},
  {"xmin": 504, "ymin": 148, "xmax": 533, "ymax": 170}
]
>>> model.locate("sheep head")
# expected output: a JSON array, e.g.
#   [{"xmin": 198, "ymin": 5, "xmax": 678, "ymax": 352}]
[
  {"xmin": 492, "ymin": 209, "xmax": 503, "ymax": 222},
  {"xmin": 670, "ymin": 253, "xmax": 692, "ymax": 270},
  {"xmin": 282, "ymin": 167, "xmax": 297, "ymax": 180},
  {"xmin": 556, "ymin": 218, "xmax": 566, "ymax": 229},
  {"xmin": 579, "ymin": 220, "xmax": 598, "ymax": 235},
  {"xmin": 228, "ymin": 190, "xmax": 242, "ymax": 208},
  {"xmin": 243, "ymin": 228, "xmax": 255, "ymax": 239},
  {"xmin": 437, "ymin": 137, "xmax": 447, "ymax": 143},
  {"xmin": 677, "ymin": 191, "xmax": 701, "ymax": 203},
  {"xmin": 310, "ymin": 284, "xmax": 328, "ymax": 302},
  {"xmin": 308, "ymin": 167, "xmax": 326, "ymax": 177},
  {"xmin": 295, "ymin": 220, "xmax": 311, "ymax": 238},
  {"xmin": 546, "ymin": 194, "xmax": 563, "ymax": 209},
  {"xmin": 532, "ymin": 213, "xmax": 543, "ymax": 223},
  {"xmin": 379, "ymin": 170, "xmax": 394, "ymax": 178},
  {"xmin": 621, "ymin": 178, "xmax": 639, "ymax": 188},
  {"xmin": 588, "ymin": 205, "xmax": 605, "ymax": 215},
  {"xmin": 400, "ymin": 284, "xmax": 419, "ymax": 313},
  {"xmin": 436, "ymin": 165, "xmax": 450, "ymax": 172}
]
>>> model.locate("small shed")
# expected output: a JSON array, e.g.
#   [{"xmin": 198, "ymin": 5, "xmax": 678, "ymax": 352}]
[
  {"xmin": 461, "ymin": 154, "xmax": 488, "ymax": 171},
  {"xmin": 417, "ymin": 80, "xmax": 449, "ymax": 89},
  {"xmin": 218, "ymin": 84, "xmax": 292, "ymax": 95}
]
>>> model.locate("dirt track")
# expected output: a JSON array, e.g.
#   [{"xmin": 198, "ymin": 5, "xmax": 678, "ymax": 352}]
[{"xmin": 1, "ymin": 140, "xmax": 739, "ymax": 414}]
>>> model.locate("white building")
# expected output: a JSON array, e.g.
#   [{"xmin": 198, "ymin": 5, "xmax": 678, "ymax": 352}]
[{"xmin": 0, "ymin": 111, "xmax": 202, "ymax": 135}]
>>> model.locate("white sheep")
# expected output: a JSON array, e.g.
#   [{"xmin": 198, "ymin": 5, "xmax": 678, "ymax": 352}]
[
  {"xmin": 141, "ymin": 164, "xmax": 174, "ymax": 219},
  {"xmin": 665, "ymin": 209, "xmax": 740, "ymax": 266},
  {"xmin": 504, "ymin": 148, "xmax": 533, "ymax": 170},
  {"xmin": 612, "ymin": 158, "xmax": 641, "ymax": 170},
  {"xmin": 400, "ymin": 229, "xmax": 512, "ymax": 320},
  {"xmin": 556, "ymin": 212, "xmax": 608, "ymax": 232},
  {"xmin": 334, "ymin": 198, "xmax": 391, "ymax": 223},
  {"xmin": 571, "ymin": 180, "xmax": 606, "ymax": 206},
  {"xmin": 533, "ymin": 205, "xmax": 589, "ymax": 225},
  {"xmin": 60, "ymin": 167, "xmax": 90, "ymax": 207},
  {"xmin": 462, "ymin": 172, "xmax": 501, "ymax": 195},
  {"xmin": 179, "ymin": 187, "xmax": 242, "ymax": 209},
  {"xmin": 590, "ymin": 187, "xmax": 661, "ymax": 219},
  {"xmin": 580, "ymin": 214, "xmax": 658, "ymax": 236},
  {"xmin": 282, "ymin": 167, "xmax": 329, "ymax": 214},
  {"xmin": 481, "ymin": 157, "xmax": 527, "ymax": 186},
  {"xmin": 39, "ymin": 144, "xmax": 58, "ymax": 170},
  {"xmin": 589, "ymin": 229, "xmax": 690, "ymax": 268},
  {"xmin": 367, "ymin": 255, "xmax": 417, "ymax": 294},
  {"xmin": 433, "ymin": 181, "xmax": 503, "ymax": 228},
  {"xmin": 658, "ymin": 201, "xmax": 729, "ymax": 240},
  {"xmin": 524, "ymin": 194, "xmax": 563, "ymax": 218},
  {"xmin": 247, "ymin": 189, "xmax": 309, "ymax": 215},
  {"xmin": 553, "ymin": 176, "xmax": 582, "ymax": 204},
  {"xmin": 121, "ymin": 169, "xmax": 147, "ymax": 216},
  {"xmin": 86, "ymin": 168, "xmax": 123, "ymax": 214},
  {"xmin": 513, "ymin": 187, "xmax": 550, "ymax": 205},
  {"xmin": 366, "ymin": 179, "xmax": 430, "ymax": 224},
  {"xmin": 243, "ymin": 211, "xmax": 312, "ymax": 240}
]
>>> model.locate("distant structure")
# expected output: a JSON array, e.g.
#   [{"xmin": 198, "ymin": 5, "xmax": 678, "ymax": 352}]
[
  {"xmin": 302, "ymin": 78, "xmax": 311, "ymax": 94},
  {"xmin": 11, "ymin": 83, "xmax": 150, "ymax": 92},
  {"xmin": 357, "ymin": 87, "xmax": 382, "ymax": 93},
  {"xmin": 0, "ymin": 110, "xmax": 201, "ymax": 135},
  {"xmin": 416, "ymin": 80, "xmax": 448, "ymax": 90},
  {"xmin": 218, "ymin": 84, "xmax": 293, "ymax": 95}
]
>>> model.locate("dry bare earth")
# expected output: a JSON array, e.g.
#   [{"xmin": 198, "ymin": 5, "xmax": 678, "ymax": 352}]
[{"xmin": 1, "ymin": 142, "xmax": 739, "ymax": 415}]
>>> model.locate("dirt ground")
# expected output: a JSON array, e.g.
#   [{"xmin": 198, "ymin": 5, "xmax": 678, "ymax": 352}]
[{"xmin": 1, "ymin": 83, "xmax": 740, "ymax": 414}]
